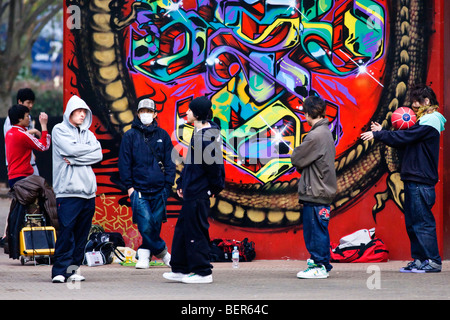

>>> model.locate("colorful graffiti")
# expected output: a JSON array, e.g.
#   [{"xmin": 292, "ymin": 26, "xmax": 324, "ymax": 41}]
[{"xmin": 65, "ymin": 0, "xmax": 431, "ymax": 252}]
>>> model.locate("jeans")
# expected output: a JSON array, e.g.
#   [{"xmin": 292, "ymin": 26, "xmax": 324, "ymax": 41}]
[
  {"xmin": 302, "ymin": 202, "xmax": 332, "ymax": 271},
  {"xmin": 130, "ymin": 189, "xmax": 168, "ymax": 257},
  {"xmin": 404, "ymin": 181, "xmax": 441, "ymax": 265},
  {"xmin": 52, "ymin": 197, "xmax": 95, "ymax": 278}
]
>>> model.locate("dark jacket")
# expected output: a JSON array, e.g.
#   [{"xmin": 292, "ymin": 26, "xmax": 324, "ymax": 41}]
[
  {"xmin": 290, "ymin": 118, "xmax": 337, "ymax": 205},
  {"xmin": 373, "ymin": 112, "xmax": 446, "ymax": 186},
  {"xmin": 176, "ymin": 121, "xmax": 225, "ymax": 200},
  {"xmin": 118, "ymin": 117, "xmax": 176, "ymax": 194},
  {"xmin": 6, "ymin": 175, "xmax": 58, "ymax": 259}
]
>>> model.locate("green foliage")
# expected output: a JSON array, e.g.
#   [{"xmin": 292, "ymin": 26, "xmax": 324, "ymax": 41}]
[
  {"xmin": 32, "ymin": 89, "xmax": 63, "ymax": 116},
  {"xmin": 12, "ymin": 79, "xmax": 63, "ymax": 117}
]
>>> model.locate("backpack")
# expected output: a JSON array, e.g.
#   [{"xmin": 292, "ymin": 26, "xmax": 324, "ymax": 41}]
[
  {"xmin": 330, "ymin": 229, "xmax": 389, "ymax": 263},
  {"xmin": 209, "ymin": 238, "xmax": 256, "ymax": 262},
  {"xmin": 83, "ymin": 232, "xmax": 126, "ymax": 265}
]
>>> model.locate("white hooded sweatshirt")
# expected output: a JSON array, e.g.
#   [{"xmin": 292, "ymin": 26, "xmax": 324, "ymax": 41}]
[{"xmin": 52, "ymin": 96, "xmax": 103, "ymax": 199}]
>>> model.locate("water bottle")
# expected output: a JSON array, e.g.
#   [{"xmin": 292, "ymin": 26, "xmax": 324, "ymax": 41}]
[{"xmin": 232, "ymin": 246, "xmax": 239, "ymax": 268}]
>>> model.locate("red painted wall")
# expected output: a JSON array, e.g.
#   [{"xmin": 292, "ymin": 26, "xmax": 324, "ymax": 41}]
[
  {"xmin": 63, "ymin": 0, "xmax": 447, "ymax": 260},
  {"xmin": 441, "ymin": 0, "xmax": 450, "ymax": 259}
]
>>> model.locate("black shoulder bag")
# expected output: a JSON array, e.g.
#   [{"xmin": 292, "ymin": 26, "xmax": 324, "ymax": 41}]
[{"xmin": 143, "ymin": 132, "xmax": 166, "ymax": 173}]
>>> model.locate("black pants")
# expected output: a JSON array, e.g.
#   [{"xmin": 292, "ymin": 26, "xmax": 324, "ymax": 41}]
[
  {"xmin": 51, "ymin": 197, "xmax": 95, "ymax": 278},
  {"xmin": 170, "ymin": 198, "xmax": 212, "ymax": 276}
]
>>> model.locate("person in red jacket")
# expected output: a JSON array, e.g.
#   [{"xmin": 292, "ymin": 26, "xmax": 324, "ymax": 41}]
[{"xmin": 5, "ymin": 104, "xmax": 51, "ymax": 188}]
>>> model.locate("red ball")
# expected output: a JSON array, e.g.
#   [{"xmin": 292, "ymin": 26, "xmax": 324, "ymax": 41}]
[{"xmin": 391, "ymin": 107, "xmax": 417, "ymax": 130}]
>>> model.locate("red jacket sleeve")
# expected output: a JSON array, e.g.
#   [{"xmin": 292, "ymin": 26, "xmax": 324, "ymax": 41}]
[{"xmin": 23, "ymin": 130, "xmax": 51, "ymax": 151}]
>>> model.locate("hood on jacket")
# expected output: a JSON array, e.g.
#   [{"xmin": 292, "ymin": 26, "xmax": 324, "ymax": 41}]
[
  {"xmin": 64, "ymin": 95, "xmax": 93, "ymax": 131},
  {"xmin": 419, "ymin": 111, "xmax": 446, "ymax": 133},
  {"xmin": 200, "ymin": 120, "xmax": 221, "ymax": 132},
  {"xmin": 196, "ymin": 120, "xmax": 222, "ymax": 139}
]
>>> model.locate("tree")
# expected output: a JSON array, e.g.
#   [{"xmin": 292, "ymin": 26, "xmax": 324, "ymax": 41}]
[{"xmin": 0, "ymin": 0, "xmax": 62, "ymax": 116}]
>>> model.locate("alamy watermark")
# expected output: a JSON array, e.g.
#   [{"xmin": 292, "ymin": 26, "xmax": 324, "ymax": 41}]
[
  {"xmin": 366, "ymin": 265, "xmax": 381, "ymax": 290},
  {"xmin": 66, "ymin": 265, "xmax": 82, "ymax": 290},
  {"xmin": 66, "ymin": 5, "xmax": 81, "ymax": 30}
]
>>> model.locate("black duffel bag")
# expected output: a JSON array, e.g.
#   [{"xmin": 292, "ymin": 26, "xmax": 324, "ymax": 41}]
[
  {"xmin": 84, "ymin": 232, "xmax": 125, "ymax": 265},
  {"xmin": 209, "ymin": 238, "xmax": 256, "ymax": 262}
]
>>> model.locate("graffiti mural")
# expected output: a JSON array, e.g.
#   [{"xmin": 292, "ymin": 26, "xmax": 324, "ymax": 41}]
[{"xmin": 64, "ymin": 0, "xmax": 431, "ymax": 252}]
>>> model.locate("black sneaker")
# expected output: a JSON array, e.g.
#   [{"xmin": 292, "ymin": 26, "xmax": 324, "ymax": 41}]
[
  {"xmin": 411, "ymin": 260, "xmax": 441, "ymax": 273},
  {"xmin": 399, "ymin": 260, "xmax": 421, "ymax": 273}
]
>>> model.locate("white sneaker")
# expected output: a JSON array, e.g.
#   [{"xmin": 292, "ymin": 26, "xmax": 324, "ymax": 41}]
[
  {"xmin": 161, "ymin": 252, "xmax": 171, "ymax": 267},
  {"xmin": 52, "ymin": 275, "xmax": 65, "ymax": 283},
  {"xmin": 135, "ymin": 248, "xmax": 151, "ymax": 269},
  {"xmin": 297, "ymin": 259, "xmax": 329, "ymax": 279},
  {"xmin": 181, "ymin": 273, "xmax": 213, "ymax": 284},
  {"xmin": 67, "ymin": 273, "xmax": 85, "ymax": 282},
  {"xmin": 163, "ymin": 272, "xmax": 189, "ymax": 282}
]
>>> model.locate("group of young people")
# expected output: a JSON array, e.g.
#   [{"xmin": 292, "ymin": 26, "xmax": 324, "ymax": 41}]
[
  {"xmin": 2, "ymin": 82, "xmax": 446, "ymax": 284},
  {"xmin": 118, "ymin": 96, "xmax": 225, "ymax": 284},
  {"xmin": 293, "ymin": 83, "xmax": 446, "ymax": 278},
  {"xmin": 3, "ymin": 90, "xmax": 226, "ymax": 284},
  {"xmin": 3, "ymin": 92, "xmax": 103, "ymax": 283}
]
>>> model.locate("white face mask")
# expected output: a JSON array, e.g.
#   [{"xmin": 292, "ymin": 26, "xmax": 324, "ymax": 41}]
[{"xmin": 140, "ymin": 113, "xmax": 154, "ymax": 125}]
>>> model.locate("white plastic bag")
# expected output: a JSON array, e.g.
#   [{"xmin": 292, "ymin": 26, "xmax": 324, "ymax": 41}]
[{"xmin": 335, "ymin": 228, "xmax": 375, "ymax": 250}]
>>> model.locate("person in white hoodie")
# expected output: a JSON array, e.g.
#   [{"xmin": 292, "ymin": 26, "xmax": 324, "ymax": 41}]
[{"xmin": 51, "ymin": 96, "xmax": 103, "ymax": 283}]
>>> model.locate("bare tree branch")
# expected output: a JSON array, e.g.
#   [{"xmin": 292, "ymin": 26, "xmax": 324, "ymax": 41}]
[
  {"xmin": 24, "ymin": 0, "xmax": 63, "ymax": 33},
  {"xmin": 0, "ymin": 1, "xmax": 10, "ymax": 19},
  {"xmin": 26, "ymin": 5, "xmax": 62, "ymax": 54},
  {"xmin": 0, "ymin": 0, "xmax": 62, "ymax": 116}
]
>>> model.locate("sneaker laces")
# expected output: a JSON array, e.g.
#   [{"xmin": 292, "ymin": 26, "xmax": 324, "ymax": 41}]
[{"xmin": 406, "ymin": 260, "xmax": 419, "ymax": 268}]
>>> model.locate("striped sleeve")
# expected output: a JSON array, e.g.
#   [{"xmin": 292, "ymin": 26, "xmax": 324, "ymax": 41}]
[{"xmin": 21, "ymin": 130, "xmax": 51, "ymax": 151}]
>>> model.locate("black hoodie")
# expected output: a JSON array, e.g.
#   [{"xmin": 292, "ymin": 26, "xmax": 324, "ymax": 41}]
[
  {"xmin": 176, "ymin": 120, "xmax": 225, "ymax": 200},
  {"xmin": 373, "ymin": 113, "xmax": 446, "ymax": 186}
]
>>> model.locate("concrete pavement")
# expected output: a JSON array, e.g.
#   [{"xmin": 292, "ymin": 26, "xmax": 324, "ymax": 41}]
[
  {"xmin": 1, "ymin": 194, "xmax": 450, "ymax": 301},
  {"xmin": 1, "ymin": 253, "xmax": 450, "ymax": 300}
]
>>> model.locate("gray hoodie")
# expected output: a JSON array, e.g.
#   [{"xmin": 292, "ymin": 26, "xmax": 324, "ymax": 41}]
[{"xmin": 52, "ymin": 96, "xmax": 103, "ymax": 199}]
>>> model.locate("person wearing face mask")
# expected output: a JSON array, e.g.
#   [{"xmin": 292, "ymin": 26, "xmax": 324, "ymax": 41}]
[{"xmin": 118, "ymin": 98, "xmax": 176, "ymax": 269}]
